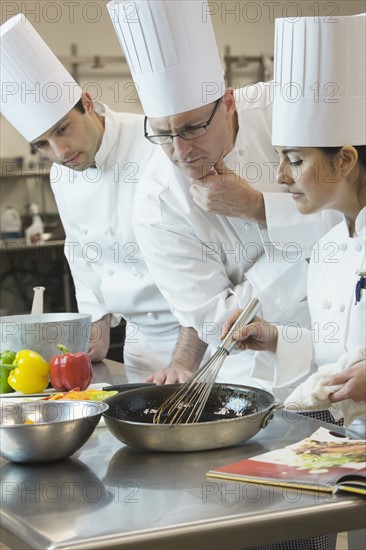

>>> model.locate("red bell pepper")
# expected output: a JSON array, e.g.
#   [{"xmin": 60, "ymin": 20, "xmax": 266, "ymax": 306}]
[{"xmin": 50, "ymin": 344, "xmax": 92, "ymax": 391}]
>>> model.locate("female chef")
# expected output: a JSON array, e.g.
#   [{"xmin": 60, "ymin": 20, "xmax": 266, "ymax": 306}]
[
  {"xmin": 224, "ymin": 14, "xmax": 366, "ymax": 432},
  {"xmin": 225, "ymin": 144, "xmax": 366, "ymax": 420},
  {"xmin": 224, "ymin": 13, "xmax": 365, "ymax": 550}
]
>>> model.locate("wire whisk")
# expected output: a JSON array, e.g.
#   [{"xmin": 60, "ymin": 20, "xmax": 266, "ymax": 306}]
[{"xmin": 153, "ymin": 298, "xmax": 261, "ymax": 425}]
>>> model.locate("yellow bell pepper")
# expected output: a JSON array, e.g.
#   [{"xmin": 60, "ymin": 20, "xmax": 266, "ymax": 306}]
[{"xmin": 8, "ymin": 350, "xmax": 50, "ymax": 394}]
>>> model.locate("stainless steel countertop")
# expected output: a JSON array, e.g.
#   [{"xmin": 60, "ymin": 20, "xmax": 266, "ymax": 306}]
[{"xmin": 1, "ymin": 360, "xmax": 365, "ymax": 550}]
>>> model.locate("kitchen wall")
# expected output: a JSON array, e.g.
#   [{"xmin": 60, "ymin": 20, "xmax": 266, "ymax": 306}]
[{"xmin": 1, "ymin": 0, "xmax": 365, "ymax": 162}]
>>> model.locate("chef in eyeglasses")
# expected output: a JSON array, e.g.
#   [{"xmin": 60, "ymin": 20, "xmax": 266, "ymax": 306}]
[{"xmin": 107, "ymin": 0, "xmax": 341, "ymax": 394}]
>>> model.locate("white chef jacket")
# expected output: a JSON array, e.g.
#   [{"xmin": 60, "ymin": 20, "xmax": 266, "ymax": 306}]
[
  {"xmin": 50, "ymin": 103, "xmax": 181, "ymax": 371},
  {"xmin": 133, "ymin": 83, "xmax": 340, "ymax": 395},
  {"xmin": 273, "ymin": 208, "xmax": 366, "ymax": 404}
]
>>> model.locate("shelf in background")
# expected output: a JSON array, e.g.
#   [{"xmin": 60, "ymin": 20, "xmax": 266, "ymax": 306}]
[{"xmin": 0, "ymin": 158, "xmax": 51, "ymax": 179}]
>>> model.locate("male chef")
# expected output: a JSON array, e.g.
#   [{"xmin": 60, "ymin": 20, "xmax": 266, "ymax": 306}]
[
  {"xmin": 107, "ymin": 0, "xmax": 341, "ymax": 393},
  {"xmin": 0, "ymin": 14, "xmax": 190, "ymax": 376}
]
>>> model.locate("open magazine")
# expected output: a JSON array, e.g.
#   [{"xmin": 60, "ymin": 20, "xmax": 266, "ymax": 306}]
[{"xmin": 207, "ymin": 428, "xmax": 366, "ymax": 495}]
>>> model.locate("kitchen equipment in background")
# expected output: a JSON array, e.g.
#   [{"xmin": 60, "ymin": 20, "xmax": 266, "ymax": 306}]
[
  {"xmin": 25, "ymin": 203, "xmax": 44, "ymax": 245},
  {"xmin": 103, "ymin": 383, "xmax": 280, "ymax": 452},
  {"xmin": 154, "ymin": 298, "xmax": 261, "ymax": 424},
  {"xmin": 0, "ymin": 312, "xmax": 92, "ymax": 362},
  {"xmin": 31, "ymin": 286, "xmax": 45, "ymax": 315},
  {"xmin": 0, "ymin": 401, "xmax": 108, "ymax": 463},
  {"xmin": 0, "ymin": 206, "xmax": 22, "ymax": 239}
]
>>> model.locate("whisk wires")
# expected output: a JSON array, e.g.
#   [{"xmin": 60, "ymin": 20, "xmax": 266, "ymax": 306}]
[
  {"xmin": 153, "ymin": 298, "xmax": 260, "ymax": 426},
  {"xmin": 153, "ymin": 347, "xmax": 228, "ymax": 425}
]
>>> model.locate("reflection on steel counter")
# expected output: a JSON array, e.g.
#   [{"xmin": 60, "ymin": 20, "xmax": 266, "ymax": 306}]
[{"xmin": 1, "ymin": 458, "xmax": 113, "ymax": 514}]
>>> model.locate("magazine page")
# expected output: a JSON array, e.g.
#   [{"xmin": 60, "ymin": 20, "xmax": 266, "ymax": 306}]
[{"xmin": 207, "ymin": 428, "xmax": 366, "ymax": 493}]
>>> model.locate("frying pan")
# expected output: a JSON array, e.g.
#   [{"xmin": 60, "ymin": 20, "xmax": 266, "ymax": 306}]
[{"xmin": 103, "ymin": 383, "xmax": 281, "ymax": 452}]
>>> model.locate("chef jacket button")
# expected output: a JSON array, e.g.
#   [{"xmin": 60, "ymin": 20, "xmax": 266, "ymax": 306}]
[
  {"xmin": 80, "ymin": 227, "xmax": 88, "ymax": 235},
  {"xmin": 239, "ymin": 149, "xmax": 245, "ymax": 156},
  {"xmin": 355, "ymin": 243, "xmax": 362, "ymax": 252},
  {"xmin": 147, "ymin": 312, "xmax": 155, "ymax": 319},
  {"xmin": 322, "ymin": 300, "xmax": 332, "ymax": 309},
  {"xmin": 132, "ymin": 269, "xmax": 143, "ymax": 278},
  {"xmin": 244, "ymin": 223, "xmax": 251, "ymax": 231},
  {"xmin": 340, "ymin": 243, "xmax": 347, "ymax": 252},
  {"xmin": 107, "ymin": 269, "xmax": 114, "ymax": 276},
  {"xmin": 338, "ymin": 304, "xmax": 345, "ymax": 312}
]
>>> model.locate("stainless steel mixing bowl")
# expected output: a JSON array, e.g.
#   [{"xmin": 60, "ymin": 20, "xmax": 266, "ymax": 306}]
[
  {"xmin": 0, "ymin": 400, "xmax": 108, "ymax": 463},
  {"xmin": 0, "ymin": 312, "xmax": 92, "ymax": 362}
]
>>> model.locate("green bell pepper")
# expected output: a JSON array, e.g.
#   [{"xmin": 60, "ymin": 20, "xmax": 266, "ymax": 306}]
[
  {"xmin": 0, "ymin": 350, "xmax": 16, "ymax": 365},
  {"xmin": 0, "ymin": 350, "xmax": 16, "ymax": 393}
]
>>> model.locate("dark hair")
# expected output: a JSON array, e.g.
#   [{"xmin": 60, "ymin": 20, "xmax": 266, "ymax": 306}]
[
  {"xmin": 73, "ymin": 97, "xmax": 86, "ymax": 114},
  {"xmin": 321, "ymin": 146, "xmax": 366, "ymax": 168},
  {"xmin": 320, "ymin": 145, "xmax": 366, "ymax": 203}
]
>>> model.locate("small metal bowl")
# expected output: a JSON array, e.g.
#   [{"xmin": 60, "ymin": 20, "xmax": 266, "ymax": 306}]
[{"xmin": 0, "ymin": 401, "xmax": 109, "ymax": 463}]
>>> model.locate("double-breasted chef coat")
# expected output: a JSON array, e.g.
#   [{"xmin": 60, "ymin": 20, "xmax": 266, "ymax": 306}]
[
  {"xmin": 134, "ymin": 83, "xmax": 342, "ymax": 398},
  {"xmin": 50, "ymin": 103, "xmax": 181, "ymax": 373},
  {"xmin": 273, "ymin": 208, "xmax": 366, "ymax": 411}
]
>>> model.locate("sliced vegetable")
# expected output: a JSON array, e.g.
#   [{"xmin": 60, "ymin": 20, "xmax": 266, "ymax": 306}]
[
  {"xmin": 42, "ymin": 388, "xmax": 117, "ymax": 401},
  {"xmin": 50, "ymin": 345, "xmax": 93, "ymax": 391},
  {"xmin": 8, "ymin": 350, "xmax": 49, "ymax": 394}
]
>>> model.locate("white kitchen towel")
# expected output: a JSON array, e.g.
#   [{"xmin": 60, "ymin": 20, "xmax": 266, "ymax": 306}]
[{"xmin": 285, "ymin": 349, "xmax": 366, "ymax": 426}]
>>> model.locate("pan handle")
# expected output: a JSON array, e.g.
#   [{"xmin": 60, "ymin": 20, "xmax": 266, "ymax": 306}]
[
  {"xmin": 260, "ymin": 403, "xmax": 284, "ymax": 429},
  {"xmin": 102, "ymin": 383, "xmax": 156, "ymax": 392}
]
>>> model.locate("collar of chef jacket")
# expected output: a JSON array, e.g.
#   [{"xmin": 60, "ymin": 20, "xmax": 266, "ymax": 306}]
[
  {"xmin": 354, "ymin": 207, "xmax": 366, "ymax": 237},
  {"xmin": 93, "ymin": 102, "xmax": 114, "ymax": 169},
  {"xmin": 222, "ymin": 84, "xmax": 278, "ymax": 196},
  {"xmin": 338, "ymin": 206, "xmax": 366, "ymax": 239}
]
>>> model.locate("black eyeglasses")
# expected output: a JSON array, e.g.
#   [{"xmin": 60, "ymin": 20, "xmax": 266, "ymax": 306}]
[{"xmin": 144, "ymin": 97, "xmax": 222, "ymax": 145}]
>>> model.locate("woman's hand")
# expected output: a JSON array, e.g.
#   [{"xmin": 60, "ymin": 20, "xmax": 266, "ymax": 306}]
[
  {"xmin": 324, "ymin": 360, "xmax": 366, "ymax": 403},
  {"xmin": 221, "ymin": 310, "xmax": 278, "ymax": 353}
]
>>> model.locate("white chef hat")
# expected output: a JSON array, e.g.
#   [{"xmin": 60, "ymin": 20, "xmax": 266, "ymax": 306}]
[
  {"xmin": 272, "ymin": 14, "xmax": 366, "ymax": 146},
  {"xmin": 107, "ymin": 0, "xmax": 225, "ymax": 117},
  {"xmin": 0, "ymin": 14, "xmax": 82, "ymax": 142}
]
